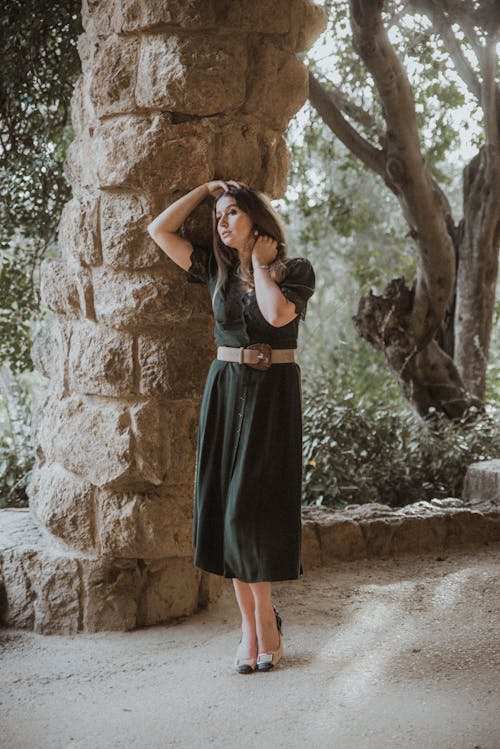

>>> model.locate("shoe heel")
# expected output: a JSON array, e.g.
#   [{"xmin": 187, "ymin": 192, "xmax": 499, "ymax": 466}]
[{"xmin": 257, "ymin": 609, "xmax": 284, "ymax": 671}]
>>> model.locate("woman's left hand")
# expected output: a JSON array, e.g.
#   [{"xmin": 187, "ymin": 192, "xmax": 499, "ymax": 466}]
[{"xmin": 252, "ymin": 235, "xmax": 278, "ymax": 267}]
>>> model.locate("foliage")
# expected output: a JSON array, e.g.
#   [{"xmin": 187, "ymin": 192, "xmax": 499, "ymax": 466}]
[
  {"xmin": 301, "ymin": 364, "xmax": 500, "ymax": 508},
  {"xmin": 0, "ymin": 438, "xmax": 32, "ymax": 508},
  {"xmin": 0, "ymin": 0, "xmax": 82, "ymax": 371},
  {"xmin": 0, "ymin": 250, "xmax": 40, "ymax": 373},
  {"xmin": 0, "ymin": 370, "xmax": 34, "ymax": 508}
]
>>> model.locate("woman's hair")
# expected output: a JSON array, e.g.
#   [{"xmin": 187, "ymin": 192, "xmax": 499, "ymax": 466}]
[{"xmin": 210, "ymin": 182, "xmax": 289, "ymax": 306}]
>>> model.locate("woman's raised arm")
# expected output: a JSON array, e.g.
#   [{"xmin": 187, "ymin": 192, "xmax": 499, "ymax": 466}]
[{"xmin": 147, "ymin": 181, "xmax": 230, "ymax": 270}]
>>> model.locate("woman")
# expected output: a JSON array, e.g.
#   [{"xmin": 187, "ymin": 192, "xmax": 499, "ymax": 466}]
[{"xmin": 148, "ymin": 180, "xmax": 315, "ymax": 673}]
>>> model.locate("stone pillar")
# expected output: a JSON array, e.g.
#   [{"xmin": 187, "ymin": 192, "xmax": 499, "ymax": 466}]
[{"xmin": 0, "ymin": 0, "xmax": 325, "ymax": 633}]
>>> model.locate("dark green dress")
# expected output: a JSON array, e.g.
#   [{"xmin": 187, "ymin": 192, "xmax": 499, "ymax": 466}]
[{"xmin": 186, "ymin": 246, "xmax": 315, "ymax": 583}]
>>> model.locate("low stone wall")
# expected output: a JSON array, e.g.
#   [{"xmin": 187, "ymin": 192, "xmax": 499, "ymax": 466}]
[{"xmin": 302, "ymin": 497, "xmax": 500, "ymax": 570}]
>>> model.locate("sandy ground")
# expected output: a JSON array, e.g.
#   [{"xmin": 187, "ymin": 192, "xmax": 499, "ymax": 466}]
[{"xmin": 1, "ymin": 544, "xmax": 499, "ymax": 749}]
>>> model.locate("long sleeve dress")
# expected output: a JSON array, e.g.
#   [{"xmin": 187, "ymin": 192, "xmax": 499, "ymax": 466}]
[{"xmin": 185, "ymin": 245, "xmax": 315, "ymax": 583}]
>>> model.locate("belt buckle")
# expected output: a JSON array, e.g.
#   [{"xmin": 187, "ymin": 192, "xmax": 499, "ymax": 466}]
[{"xmin": 246, "ymin": 343, "xmax": 272, "ymax": 370}]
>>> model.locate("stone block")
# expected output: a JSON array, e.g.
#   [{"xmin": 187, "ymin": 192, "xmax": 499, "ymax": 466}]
[
  {"xmin": 31, "ymin": 555, "xmax": 82, "ymax": 635},
  {"xmin": 214, "ymin": 120, "xmax": 289, "ymax": 198},
  {"xmin": 319, "ymin": 518, "xmax": 366, "ymax": 564},
  {"xmin": 31, "ymin": 318, "xmax": 70, "ymax": 397},
  {"xmin": 215, "ymin": 0, "xmax": 291, "ymax": 32},
  {"xmin": 136, "ymin": 33, "xmax": 247, "ymax": 115},
  {"xmin": 92, "ymin": 266, "xmax": 203, "ymax": 330},
  {"xmin": 75, "ymin": 265, "xmax": 96, "ymax": 320},
  {"xmin": 89, "ymin": 34, "xmax": 139, "ymax": 117},
  {"xmin": 137, "ymin": 333, "xmax": 170, "ymax": 396},
  {"xmin": 68, "ymin": 321, "xmax": 135, "ymax": 397},
  {"xmin": 130, "ymin": 400, "xmax": 165, "ymax": 485},
  {"xmin": 100, "ymin": 191, "xmax": 162, "ymax": 269},
  {"xmin": 0, "ymin": 545, "xmax": 37, "ymax": 629},
  {"xmin": 445, "ymin": 509, "xmax": 499, "ymax": 547},
  {"xmin": 301, "ymin": 522, "xmax": 321, "ymax": 570},
  {"xmin": 390, "ymin": 514, "xmax": 447, "ymax": 554},
  {"xmin": 96, "ymin": 486, "xmax": 194, "ymax": 558},
  {"xmin": 81, "ymin": 557, "xmax": 140, "ymax": 632},
  {"xmin": 260, "ymin": 130, "xmax": 290, "ymax": 198},
  {"xmin": 40, "ymin": 258, "xmax": 95, "ymax": 321},
  {"xmin": 81, "ymin": 0, "xmax": 114, "ymax": 35},
  {"xmin": 213, "ymin": 120, "xmax": 262, "ymax": 188},
  {"xmin": 51, "ymin": 395, "xmax": 132, "ymax": 487},
  {"xmin": 91, "ymin": 115, "xmax": 211, "ymax": 192},
  {"xmin": 40, "ymin": 258, "xmax": 81, "ymax": 317},
  {"xmin": 28, "ymin": 463, "xmax": 96, "ymax": 553},
  {"xmin": 58, "ymin": 196, "xmax": 102, "ymax": 267},
  {"xmin": 463, "ymin": 459, "xmax": 500, "ymax": 505},
  {"xmin": 161, "ymin": 400, "xmax": 199, "ymax": 485},
  {"xmin": 137, "ymin": 321, "xmax": 214, "ymax": 398},
  {"xmin": 136, "ymin": 557, "xmax": 201, "ymax": 626},
  {"xmin": 0, "ymin": 510, "xmax": 82, "ymax": 633},
  {"xmin": 70, "ymin": 75, "xmax": 88, "ymax": 137},
  {"xmin": 288, "ymin": 0, "xmax": 327, "ymax": 52},
  {"xmin": 244, "ymin": 40, "xmax": 309, "ymax": 130},
  {"xmin": 359, "ymin": 517, "xmax": 398, "ymax": 557},
  {"xmin": 64, "ymin": 132, "xmax": 96, "ymax": 194},
  {"xmin": 111, "ymin": 0, "xmax": 217, "ymax": 33},
  {"xmin": 198, "ymin": 570, "xmax": 224, "ymax": 608}
]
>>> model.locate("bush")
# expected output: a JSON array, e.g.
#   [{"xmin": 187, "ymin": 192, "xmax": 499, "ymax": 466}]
[{"xmin": 301, "ymin": 367, "xmax": 500, "ymax": 508}]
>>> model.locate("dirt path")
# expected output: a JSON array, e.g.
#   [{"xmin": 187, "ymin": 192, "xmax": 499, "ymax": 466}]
[{"xmin": 1, "ymin": 544, "xmax": 499, "ymax": 749}]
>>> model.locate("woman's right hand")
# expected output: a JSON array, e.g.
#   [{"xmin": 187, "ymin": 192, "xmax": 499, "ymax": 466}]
[{"xmin": 205, "ymin": 180, "xmax": 241, "ymax": 197}]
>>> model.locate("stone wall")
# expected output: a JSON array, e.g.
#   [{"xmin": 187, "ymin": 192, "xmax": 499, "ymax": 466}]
[{"xmin": 1, "ymin": 0, "xmax": 325, "ymax": 632}]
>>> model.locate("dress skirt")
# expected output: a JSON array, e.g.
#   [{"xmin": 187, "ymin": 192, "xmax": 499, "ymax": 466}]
[{"xmin": 193, "ymin": 359, "xmax": 303, "ymax": 583}]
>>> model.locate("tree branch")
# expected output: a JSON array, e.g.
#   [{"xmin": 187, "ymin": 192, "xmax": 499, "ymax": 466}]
[
  {"xmin": 308, "ymin": 72, "xmax": 386, "ymax": 178},
  {"xmin": 349, "ymin": 0, "xmax": 456, "ymax": 348},
  {"xmin": 482, "ymin": 31, "xmax": 499, "ymax": 151},
  {"xmin": 411, "ymin": 0, "xmax": 482, "ymax": 102},
  {"xmin": 327, "ymin": 82, "xmax": 385, "ymax": 142}
]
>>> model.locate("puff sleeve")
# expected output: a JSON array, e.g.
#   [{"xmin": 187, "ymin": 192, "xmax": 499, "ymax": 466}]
[
  {"xmin": 279, "ymin": 257, "xmax": 316, "ymax": 320},
  {"xmin": 185, "ymin": 244, "xmax": 215, "ymax": 285}
]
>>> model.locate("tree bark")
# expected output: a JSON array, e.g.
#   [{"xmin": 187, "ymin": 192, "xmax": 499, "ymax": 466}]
[
  {"xmin": 352, "ymin": 278, "xmax": 480, "ymax": 418},
  {"xmin": 455, "ymin": 148, "xmax": 500, "ymax": 399}
]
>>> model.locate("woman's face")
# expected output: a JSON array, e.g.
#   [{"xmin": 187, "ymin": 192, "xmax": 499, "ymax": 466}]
[{"xmin": 215, "ymin": 195, "xmax": 253, "ymax": 251}]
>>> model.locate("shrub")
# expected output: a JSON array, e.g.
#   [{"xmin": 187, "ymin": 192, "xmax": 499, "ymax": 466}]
[{"xmin": 301, "ymin": 367, "xmax": 500, "ymax": 508}]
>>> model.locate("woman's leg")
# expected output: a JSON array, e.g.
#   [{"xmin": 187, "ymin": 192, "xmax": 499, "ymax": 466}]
[
  {"xmin": 232, "ymin": 579, "xmax": 258, "ymax": 659},
  {"xmin": 249, "ymin": 581, "xmax": 280, "ymax": 654}
]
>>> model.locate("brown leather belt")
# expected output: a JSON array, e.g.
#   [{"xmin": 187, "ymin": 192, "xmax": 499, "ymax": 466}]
[{"xmin": 217, "ymin": 344, "xmax": 295, "ymax": 370}]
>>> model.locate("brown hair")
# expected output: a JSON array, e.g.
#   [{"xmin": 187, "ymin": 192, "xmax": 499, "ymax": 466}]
[{"xmin": 211, "ymin": 183, "xmax": 289, "ymax": 305}]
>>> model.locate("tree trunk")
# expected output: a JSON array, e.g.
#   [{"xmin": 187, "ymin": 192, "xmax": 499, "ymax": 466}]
[
  {"xmin": 352, "ymin": 279, "xmax": 481, "ymax": 418},
  {"xmin": 454, "ymin": 147, "xmax": 500, "ymax": 399}
]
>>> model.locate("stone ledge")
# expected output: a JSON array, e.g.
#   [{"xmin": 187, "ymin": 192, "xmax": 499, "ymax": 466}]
[
  {"xmin": 0, "ymin": 508, "xmax": 221, "ymax": 634},
  {"xmin": 301, "ymin": 496, "xmax": 500, "ymax": 570}
]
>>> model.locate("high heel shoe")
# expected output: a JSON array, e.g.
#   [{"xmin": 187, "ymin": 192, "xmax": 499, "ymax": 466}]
[
  {"xmin": 257, "ymin": 607, "xmax": 283, "ymax": 672},
  {"xmin": 234, "ymin": 641, "xmax": 257, "ymax": 674}
]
